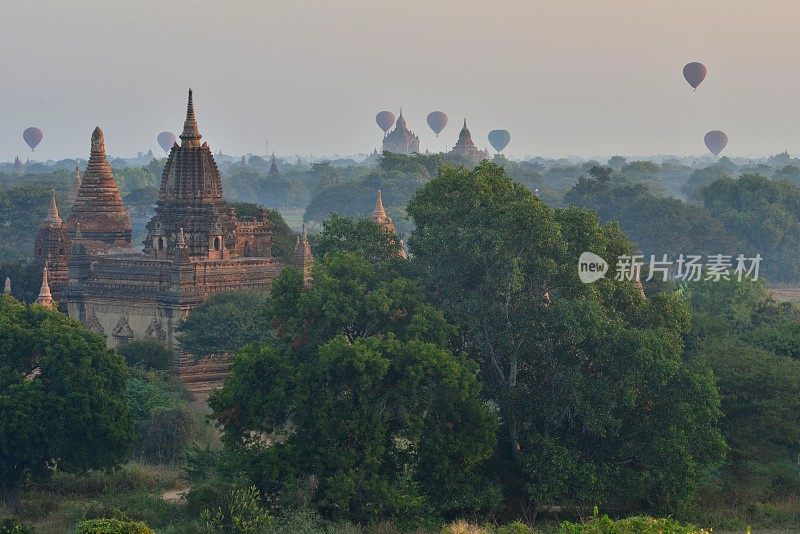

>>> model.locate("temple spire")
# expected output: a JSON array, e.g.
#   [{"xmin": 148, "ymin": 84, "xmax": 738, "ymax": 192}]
[
  {"xmin": 372, "ymin": 190, "xmax": 388, "ymax": 223},
  {"xmin": 36, "ymin": 267, "xmax": 54, "ymax": 309},
  {"xmin": 180, "ymin": 88, "xmax": 202, "ymax": 147},
  {"xmin": 3, "ymin": 277, "xmax": 11, "ymax": 296},
  {"xmin": 269, "ymin": 150, "xmax": 281, "ymax": 177},
  {"xmin": 45, "ymin": 189, "xmax": 62, "ymax": 225}
]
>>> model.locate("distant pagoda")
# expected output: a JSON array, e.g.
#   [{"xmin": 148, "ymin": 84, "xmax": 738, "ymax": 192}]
[
  {"xmin": 447, "ymin": 119, "xmax": 489, "ymax": 166},
  {"xmin": 382, "ymin": 110, "xmax": 419, "ymax": 155},
  {"xmin": 12, "ymin": 156, "xmax": 24, "ymax": 176},
  {"xmin": 268, "ymin": 151, "xmax": 281, "ymax": 177}
]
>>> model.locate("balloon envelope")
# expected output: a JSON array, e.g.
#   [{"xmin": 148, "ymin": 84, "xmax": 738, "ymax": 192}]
[
  {"xmin": 375, "ymin": 111, "xmax": 396, "ymax": 133},
  {"xmin": 23, "ymin": 127, "xmax": 43, "ymax": 151},
  {"xmin": 157, "ymin": 132, "xmax": 177, "ymax": 153},
  {"xmin": 426, "ymin": 111, "xmax": 448, "ymax": 136},
  {"xmin": 683, "ymin": 62, "xmax": 707, "ymax": 90},
  {"xmin": 704, "ymin": 130, "xmax": 728, "ymax": 156},
  {"xmin": 488, "ymin": 129, "xmax": 511, "ymax": 153}
]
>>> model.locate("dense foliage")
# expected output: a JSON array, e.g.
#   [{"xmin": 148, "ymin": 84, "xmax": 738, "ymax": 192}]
[
  {"xmin": 0, "ymin": 297, "xmax": 132, "ymax": 511},
  {"xmin": 176, "ymin": 291, "xmax": 271, "ymax": 358},
  {"xmin": 407, "ymin": 162, "xmax": 726, "ymax": 517},
  {"xmin": 206, "ymin": 255, "xmax": 498, "ymax": 523}
]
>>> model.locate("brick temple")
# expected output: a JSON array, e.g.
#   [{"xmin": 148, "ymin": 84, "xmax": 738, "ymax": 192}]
[{"xmin": 35, "ymin": 90, "xmax": 310, "ymax": 368}]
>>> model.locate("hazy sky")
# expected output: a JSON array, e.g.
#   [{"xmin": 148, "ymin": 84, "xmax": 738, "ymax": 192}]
[{"xmin": 2, "ymin": 0, "xmax": 798, "ymax": 160}]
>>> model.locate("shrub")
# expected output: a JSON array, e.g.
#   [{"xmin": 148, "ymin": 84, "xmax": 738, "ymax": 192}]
[
  {"xmin": 496, "ymin": 522, "xmax": 533, "ymax": 534},
  {"xmin": 558, "ymin": 513, "xmax": 708, "ymax": 534},
  {"xmin": 200, "ymin": 485, "xmax": 271, "ymax": 533},
  {"xmin": 0, "ymin": 517, "xmax": 35, "ymax": 534},
  {"xmin": 441, "ymin": 520, "xmax": 487, "ymax": 534},
  {"xmin": 73, "ymin": 518, "xmax": 154, "ymax": 534},
  {"xmin": 118, "ymin": 339, "xmax": 174, "ymax": 371}
]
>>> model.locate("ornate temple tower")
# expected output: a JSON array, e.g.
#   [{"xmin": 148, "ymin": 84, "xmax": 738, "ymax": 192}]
[
  {"xmin": 67, "ymin": 127, "xmax": 132, "ymax": 254},
  {"xmin": 3, "ymin": 277, "xmax": 11, "ymax": 296},
  {"xmin": 144, "ymin": 89, "xmax": 237, "ymax": 260},
  {"xmin": 34, "ymin": 190, "xmax": 70, "ymax": 305},
  {"xmin": 382, "ymin": 110, "xmax": 420, "ymax": 155},
  {"xmin": 447, "ymin": 119, "xmax": 489, "ymax": 165}
]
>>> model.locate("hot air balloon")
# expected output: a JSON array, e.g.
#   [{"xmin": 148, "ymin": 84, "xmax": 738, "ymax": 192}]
[
  {"xmin": 157, "ymin": 132, "xmax": 177, "ymax": 153},
  {"xmin": 23, "ymin": 127, "xmax": 43, "ymax": 151},
  {"xmin": 488, "ymin": 130, "xmax": 511, "ymax": 153},
  {"xmin": 426, "ymin": 111, "xmax": 447, "ymax": 136},
  {"xmin": 704, "ymin": 130, "xmax": 728, "ymax": 156},
  {"xmin": 683, "ymin": 62, "xmax": 707, "ymax": 90},
  {"xmin": 375, "ymin": 111, "xmax": 396, "ymax": 134}
]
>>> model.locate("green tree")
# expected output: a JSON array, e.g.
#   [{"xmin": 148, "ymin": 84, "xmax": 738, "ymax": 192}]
[
  {"xmin": 312, "ymin": 214, "xmax": 404, "ymax": 263},
  {"xmin": 118, "ymin": 339, "xmax": 173, "ymax": 371},
  {"xmin": 406, "ymin": 162, "xmax": 726, "ymax": 517},
  {"xmin": 206, "ymin": 253, "xmax": 498, "ymax": 522},
  {"xmin": 0, "ymin": 298, "xmax": 132, "ymax": 511},
  {"xmin": 176, "ymin": 291, "xmax": 271, "ymax": 358}
]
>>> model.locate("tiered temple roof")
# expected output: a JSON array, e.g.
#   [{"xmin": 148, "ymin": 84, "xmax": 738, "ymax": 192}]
[
  {"xmin": 382, "ymin": 111, "xmax": 420, "ymax": 155},
  {"xmin": 66, "ymin": 127, "xmax": 132, "ymax": 253},
  {"xmin": 145, "ymin": 89, "xmax": 236, "ymax": 259}
]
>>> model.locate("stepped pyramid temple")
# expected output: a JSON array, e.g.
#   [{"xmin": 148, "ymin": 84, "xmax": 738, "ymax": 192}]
[
  {"xmin": 382, "ymin": 110, "xmax": 420, "ymax": 155},
  {"xmin": 30, "ymin": 89, "xmax": 308, "ymax": 364},
  {"xmin": 447, "ymin": 119, "xmax": 489, "ymax": 166}
]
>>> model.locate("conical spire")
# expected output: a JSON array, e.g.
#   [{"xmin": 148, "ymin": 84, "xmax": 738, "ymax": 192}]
[
  {"xmin": 44, "ymin": 189, "xmax": 61, "ymax": 226},
  {"xmin": 372, "ymin": 190, "xmax": 388, "ymax": 223},
  {"xmin": 180, "ymin": 88, "xmax": 202, "ymax": 148},
  {"xmin": 36, "ymin": 267, "xmax": 54, "ymax": 309},
  {"xmin": 67, "ymin": 127, "xmax": 132, "ymax": 249},
  {"xmin": 3, "ymin": 277, "xmax": 11, "ymax": 296},
  {"xmin": 269, "ymin": 150, "xmax": 280, "ymax": 177},
  {"xmin": 44, "ymin": 189, "xmax": 62, "ymax": 225}
]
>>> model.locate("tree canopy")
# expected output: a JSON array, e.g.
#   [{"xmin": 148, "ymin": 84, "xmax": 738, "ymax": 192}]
[
  {"xmin": 407, "ymin": 162, "xmax": 726, "ymax": 516},
  {"xmin": 0, "ymin": 296, "xmax": 132, "ymax": 511}
]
